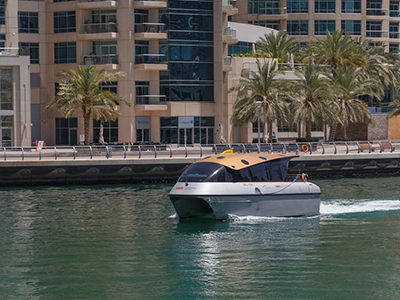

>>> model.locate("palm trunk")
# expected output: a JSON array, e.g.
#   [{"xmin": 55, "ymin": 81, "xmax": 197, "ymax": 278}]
[
  {"xmin": 343, "ymin": 124, "xmax": 347, "ymax": 139},
  {"xmin": 84, "ymin": 113, "xmax": 90, "ymax": 146},
  {"xmin": 306, "ymin": 119, "xmax": 312, "ymax": 138},
  {"xmin": 298, "ymin": 122, "xmax": 301, "ymax": 139}
]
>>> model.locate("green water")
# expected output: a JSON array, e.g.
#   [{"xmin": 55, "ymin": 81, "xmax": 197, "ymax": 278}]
[{"xmin": 1, "ymin": 177, "xmax": 400, "ymax": 299}]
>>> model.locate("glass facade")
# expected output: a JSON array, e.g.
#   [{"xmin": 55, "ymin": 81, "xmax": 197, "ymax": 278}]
[
  {"xmin": 92, "ymin": 9, "xmax": 117, "ymax": 24},
  {"xmin": 341, "ymin": 20, "xmax": 361, "ymax": 35},
  {"xmin": 315, "ymin": 0, "xmax": 336, "ymax": 13},
  {"xmin": 228, "ymin": 42, "xmax": 253, "ymax": 55},
  {"xmin": 1, "ymin": 116, "xmax": 12, "ymax": 147},
  {"xmin": 19, "ymin": 42, "xmax": 39, "ymax": 64},
  {"xmin": 342, "ymin": 0, "xmax": 361, "ymax": 13},
  {"xmin": 315, "ymin": 20, "xmax": 336, "ymax": 35},
  {"xmin": 287, "ymin": 20, "xmax": 309, "ymax": 35},
  {"xmin": 390, "ymin": 23, "xmax": 399, "ymax": 39},
  {"xmin": 247, "ymin": 0, "xmax": 281, "ymax": 15},
  {"xmin": 367, "ymin": 21, "xmax": 382, "ymax": 37},
  {"xmin": 54, "ymin": 11, "xmax": 76, "ymax": 33},
  {"xmin": 287, "ymin": 0, "xmax": 309, "ymax": 13},
  {"xmin": 54, "ymin": 42, "xmax": 76, "ymax": 64},
  {"xmin": 55, "ymin": 118, "xmax": 77, "ymax": 146},
  {"xmin": 93, "ymin": 119, "xmax": 118, "ymax": 144},
  {"xmin": 0, "ymin": 69, "xmax": 12, "ymax": 111},
  {"xmin": 160, "ymin": 117, "xmax": 214, "ymax": 144},
  {"xmin": 0, "ymin": 1, "xmax": 5, "ymax": 25},
  {"xmin": 390, "ymin": 1, "xmax": 400, "ymax": 17},
  {"xmin": 248, "ymin": 20, "xmax": 280, "ymax": 30},
  {"xmin": 18, "ymin": 12, "xmax": 39, "ymax": 33},
  {"xmin": 159, "ymin": 0, "xmax": 214, "ymax": 102}
]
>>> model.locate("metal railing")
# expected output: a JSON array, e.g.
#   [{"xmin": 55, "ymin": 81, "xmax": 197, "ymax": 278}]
[
  {"xmin": 366, "ymin": 30, "xmax": 389, "ymax": 38},
  {"xmin": 80, "ymin": 0, "xmax": 118, "ymax": 2},
  {"xmin": 0, "ymin": 48, "xmax": 20, "ymax": 56},
  {"xmin": 1, "ymin": 141, "xmax": 399, "ymax": 161},
  {"xmin": 135, "ymin": 95, "xmax": 167, "ymax": 105},
  {"xmin": 82, "ymin": 54, "xmax": 118, "ymax": 65},
  {"xmin": 224, "ymin": 27, "xmax": 237, "ymax": 38},
  {"xmin": 135, "ymin": 54, "xmax": 166, "ymax": 64},
  {"xmin": 135, "ymin": 23, "xmax": 166, "ymax": 33},
  {"xmin": 367, "ymin": 8, "xmax": 389, "ymax": 16},
  {"xmin": 223, "ymin": 56, "xmax": 232, "ymax": 66},
  {"xmin": 80, "ymin": 23, "xmax": 118, "ymax": 34},
  {"xmin": 259, "ymin": 7, "xmax": 287, "ymax": 15}
]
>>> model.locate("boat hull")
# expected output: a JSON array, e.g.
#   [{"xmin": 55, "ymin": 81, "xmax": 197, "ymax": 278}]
[{"xmin": 169, "ymin": 182, "xmax": 321, "ymax": 220}]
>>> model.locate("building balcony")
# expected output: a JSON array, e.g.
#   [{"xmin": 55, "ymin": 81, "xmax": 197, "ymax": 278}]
[
  {"xmin": 0, "ymin": 48, "xmax": 20, "ymax": 56},
  {"xmin": 133, "ymin": 0, "xmax": 167, "ymax": 9},
  {"xmin": 135, "ymin": 54, "xmax": 168, "ymax": 71},
  {"xmin": 134, "ymin": 23, "xmax": 167, "ymax": 40},
  {"xmin": 222, "ymin": 0, "xmax": 238, "ymax": 16},
  {"xmin": 223, "ymin": 27, "xmax": 238, "ymax": 44},
  {"xmin": 366, "ymin": 30, "xmax": 389, "ymax": 38},
  {"xmin": 79, "ymin": 23, "xmax": 119, "ymax": 40},
  {"xmin": 78, "ymin": 0, "xmax": 119, "ymax": 9},
  {"xmin": 81, "ymin": 54, "xmax": 119, "ymax": 70},
  {"xmin": 223, "ymin": 56, "xmax": 232, "ymax": 72},
  {"xmin": 258, "ymin": 7, "xmax": 288, "ymax": 20},
  {"xmin": 135, "ymin": 95, "xmax": 168, "ymax": 111},
  {"xmin": 366, "ymin": 8, "xmax": 389, "ymax": 19}
]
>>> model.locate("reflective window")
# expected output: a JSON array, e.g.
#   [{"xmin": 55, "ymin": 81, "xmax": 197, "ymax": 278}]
[
  {"xmin": 315, "ymin": 0, "xmax": 335, "ymax": 13},
  {"xmin": 248, "ymin": 20, "xmax": 280, "ymax": 30},
  {"xmin": 18, "ymin": 12, "xmax": 38, "ymax": 33},
  {"xmin": 229, "ymin": 41, "xmax": 254, "ymax": 55},
  {"xmin": 390, "ymin": 1, "xmax": 400, "ymax": 17},
  {"xmin": 287, "ymin": 20, "xmax": 309, "ymax": 35},
  {"xmin": 341, "ymin": 20, "xmax": 361, "ymax": 35},
  {"xmin": 367, "ymin": 21, "xmax": 382, "ymax": 37},
  {"xmin": 54, "ymin": 11, "xmax": 76, "ymax": 33},
  {"xmin": 0, "ymin": 1, "xmax": 5, "ymax": 25},
  {"xmin": 341, "ymin": 0, "xmax": 361, "ymax": 13},
  {"xmin": 54, "ymin": 42, "xmax": 76, "ymax": 64},
  {"xmin": 1, "ymin": 116, "xmax": 13, "ymax": 147},
  {"xmin": 178, "ymin": 162, "xmax": 222, "ymax": 182},
  {"xmin": 0, "ymin": 69, "xmax": 12, "ymax": 110},
  {"xmin": 93, "ymin": 119, "xmax": 118, "ymax": 144},
  {"xmin": 19, "ymin": 42, "xmax": 39, "ymax": 64},
  {"xmin": 92, "ymin": 9, "xmax": 116, "ymax": 24},
  {"xmin": 55, "ymin": 118, "xmax": 77, "ymax": 145},
  {"xmin": 287, "ymin": 0, "xmax": 308, "ymax": 13},
  {"xmin": 315, "ymin": 20, "xmax": 336, "ymax": 35}
]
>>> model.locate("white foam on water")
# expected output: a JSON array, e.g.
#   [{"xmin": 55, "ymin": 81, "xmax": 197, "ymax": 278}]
[{"xmin": 320, "ymin": 199, "xmax": 400, "ymax": 216}]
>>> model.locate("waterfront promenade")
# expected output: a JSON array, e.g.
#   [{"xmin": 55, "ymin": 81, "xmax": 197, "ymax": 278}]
[{"xmin": 1, "ymin": 141, "xmax": 399, "ymax": 186}]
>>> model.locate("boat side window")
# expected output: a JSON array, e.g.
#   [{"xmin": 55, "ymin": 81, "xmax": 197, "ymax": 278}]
[
  {"xmin": 177, "ymin": 162, "xmax": 222, "ymax": 182},
  {"xmin": 280, "ymin": 162, "xmax": 288, "ymax": 180},
  {"xmin": 249, "ymin": 163, "xmax": 270, "ymax": 182},
  {"xmin": 205, "ymin": 166, "xmax": 232, "ymax": 182},
  {"xmin": 226, "ymin": 167, "xmax": 251, "ymax": 182},
  {"xmin": 266, "ymin": 161, "xmax": 283, "ymax": 181}
]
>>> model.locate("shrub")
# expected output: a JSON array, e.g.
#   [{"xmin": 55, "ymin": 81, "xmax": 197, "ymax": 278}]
[
  {"xmin": 296, "ymin": 137, "xmax": 319, "ymax": 143},
  {"xmin": 334, "ymin": 137, "xmax": 355, "ymax": 141}
]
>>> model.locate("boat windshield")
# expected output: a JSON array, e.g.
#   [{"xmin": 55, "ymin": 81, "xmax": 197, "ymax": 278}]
[{"xmin": 178, "ymin": 162, "xmax": 223, "ymax": 183}]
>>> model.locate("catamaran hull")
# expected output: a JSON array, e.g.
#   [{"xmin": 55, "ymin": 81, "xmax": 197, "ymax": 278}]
[{"xmin": 169, "ymin": 182, "xmax": 321, "ymax": 220}]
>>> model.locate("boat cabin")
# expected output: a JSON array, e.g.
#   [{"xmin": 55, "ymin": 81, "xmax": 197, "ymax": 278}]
[{"xmin": 178, "ymin": 153, "xmax": 298, "ymax": 183}]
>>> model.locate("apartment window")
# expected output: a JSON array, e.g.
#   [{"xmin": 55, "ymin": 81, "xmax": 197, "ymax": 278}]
[
  {"xmin": 287, "ymin": 20, "xmax": 308, "ymax": 35},
  {"xmin": 54, "ymin": 42, "xmax": 76, "ymax": 64},
  {"xmin": 341, "ymin": 0, "xmax": 361, "ymax": 13},
  {"xmin": 134, "ymin": 9, "xmax": 148, "ymax": 24},
  {"xmin": 18, "ymin": 12, "xmax": 39, "ymax": 33},
  {"xmin": 100, "ymin": 81, "xmax": 117, "ymax": 94},
  {"xmin": 1, "ymin": 116, "xmax": 12, "ymax": 147},
  {"xmin": 287, "ymin": 0, "xmax": 308, "ymax": 13},
  {"xmin": 315, "ymin": 0, "xmax": 335, "ymax": 13},
  {"xmin": 311, "ymin": 122, "xmax": 323, "ymax": 132},
  {"xmin": 19, "ymin": 42, "xmax": 39, "ymax": 64},
  {"xmin": 0, "ymin": 1, "xmax": 5, "ymax": 25},
  {"xmin": 54, "ymin": 11, "xmax": 76, "ymax": 33},
  {"xmin": 135, "ymin": 41, "xmax": 149, "ymax": 64},
  {"xmin": 390, "ymin": 23, "xmax": 399, "ymax": 38},
  {"xmin": 93, "ymin": 119, "xmax": 118, "ymax": 144},
  {"xmin": 135, "ymin": 81, "xmax": 149, "ymax": 104},
  {"xmin": 56, "ymin": 118, "xmax": 77, "ymax": 146},
  {"xmin": 92, "ymin": 41, "xmax": 117, "ymax": 64},
  {"xmin": 341, "ymin": 20, "xmax": 361, "ymax": 35},
  {"xmin": 92, "ymin": 9, "xmax": 117, "ymax": 24},
  {"xmin": 390, "ymin": 1, "xmax": 400, "ymax": 17},
  {"xmin": 0, "ymin": 33, "xmax": 5, "ymax": 48},
  {"xmin": 248, "ymin": 20, "xmax": 280, "ymax": 30},
  {"xmin": 229, "ymin": 42, "xmax": 253, "ymax": 55},
  {"xmin": 248, "ymin": 0, "xmax": 281, "ymax": 14},
  {"xmin": 315, "ymin": 20, "xmax": 336, "ymax": 35},
  {"xmin": 389, "ymin": 43, "xmax": 399, "ymax": 52},
  {"xmin": 367, "ymin": 21, "xmax": 382, "ymax": 37},
  {"xmin": 0, "ymin": 69, "xmax": 12, "ymax": 110}
]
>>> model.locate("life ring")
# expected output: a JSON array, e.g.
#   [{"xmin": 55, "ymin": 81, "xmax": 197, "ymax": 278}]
[
  {"xmin": 301, "ymin": 144, "xmax": 309, "ymax": 152},
  {"xmin": 301, "ymin": 173, "xmax": 306, "ymax": 182}
]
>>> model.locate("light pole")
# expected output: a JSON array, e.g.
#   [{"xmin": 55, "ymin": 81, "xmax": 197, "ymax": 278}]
[{"xmin": 256, "ymin": 101, "xmax": 262, "ymax": 144}]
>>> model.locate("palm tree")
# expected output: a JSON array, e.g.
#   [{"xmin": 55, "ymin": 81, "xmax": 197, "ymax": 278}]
[
  {"xmin": 256, "ymin": 31, "xmax": 298, "ymax": 61},
  {"xmin": 387, "ymin": 98, "xmax": 400, "ymax": 119},
  {"xmin": 327, "ymin": 66, "xmax": 379, "ymax": 138},
  {"xmin": 286, "ymin": 60, "xmax": 335, "ymax": 138},
  {"xmin": 307, "ymin": 30, "xmax": 366, "ymax": 70},
  {"xmin": 45, "ymin": 66, "xmax": 130, "ymax": 145},
  {"xmin": 228, "ymin": 59, "xmax": 287, "ymax": 137}
]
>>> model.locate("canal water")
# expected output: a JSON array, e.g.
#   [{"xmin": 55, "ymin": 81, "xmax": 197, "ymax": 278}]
[{"xmin": 1, "ymin": 177, "xmax": 400, "ymax": 299}]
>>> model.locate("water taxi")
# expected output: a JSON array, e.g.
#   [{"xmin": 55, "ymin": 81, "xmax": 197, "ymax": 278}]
[{"xmin": 169, "ymin": 151, "xmax": 321, "ymax": 220}]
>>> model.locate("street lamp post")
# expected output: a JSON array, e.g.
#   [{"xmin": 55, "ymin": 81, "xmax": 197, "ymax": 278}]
[{"xmin": 256, "ymin": 101, "xmax": 262, "ymax": 144}]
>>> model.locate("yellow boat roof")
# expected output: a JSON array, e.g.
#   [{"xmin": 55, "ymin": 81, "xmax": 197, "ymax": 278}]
[{"xmin": 194, "ymin": 153, "xmax": 298, "ymax": 170}]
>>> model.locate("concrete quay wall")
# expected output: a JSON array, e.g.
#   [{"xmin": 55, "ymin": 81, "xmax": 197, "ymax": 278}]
[{"xmin": 0, "ymin": 152, "xmax": 400, "ymax": 186}]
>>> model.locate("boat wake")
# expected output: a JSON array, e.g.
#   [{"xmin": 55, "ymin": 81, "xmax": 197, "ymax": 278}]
[{"xmin": 320, "ymin": 198, "xmax": 400, "ymax": 216}]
